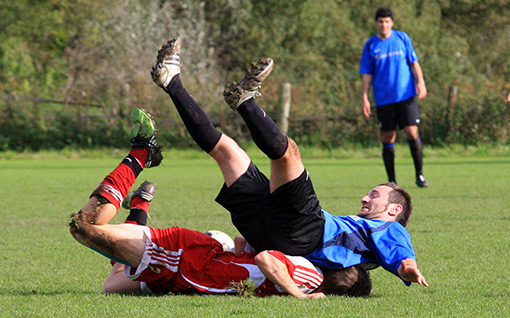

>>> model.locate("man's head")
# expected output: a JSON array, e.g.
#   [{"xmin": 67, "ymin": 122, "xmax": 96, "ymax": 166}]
[
  {"xmin": 375, "ymin": 7, "xmax": 394, "ymax": 39},
  {"xmin": 316, "ymin": 265, "xmax": 372, "ymax": 297},
  {"xmin": 358, "ymin": 182, "xmax": 412, "ymax": 227}
]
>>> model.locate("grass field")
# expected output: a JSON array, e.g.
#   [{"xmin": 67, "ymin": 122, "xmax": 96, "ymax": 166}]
[{"xmin": 1, "ymin": 147, "xmax": 509, "ymax": 317}]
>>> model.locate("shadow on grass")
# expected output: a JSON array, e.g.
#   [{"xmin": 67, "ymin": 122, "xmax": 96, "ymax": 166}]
[{"xmin": 0, "ymin": 288, "xmax": 172, "ymax": 297}]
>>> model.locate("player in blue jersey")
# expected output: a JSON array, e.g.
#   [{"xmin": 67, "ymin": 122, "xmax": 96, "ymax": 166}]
[
  {"xmin": 360, "ymin": 7, "xmax": 429, "ymax": 188},
  {"xmin": 151, "ymin": 37, "xmax": 428, "ymax": 288}
]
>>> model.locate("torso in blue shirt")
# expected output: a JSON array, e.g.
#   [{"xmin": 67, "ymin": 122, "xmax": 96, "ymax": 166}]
[
  {"xmin": 305, "ymin": 210, "xmax": 416, "ymax": 281},
  {"xmin": 359, "ymin": 30, "xmax": 418, "ymax": 106}
]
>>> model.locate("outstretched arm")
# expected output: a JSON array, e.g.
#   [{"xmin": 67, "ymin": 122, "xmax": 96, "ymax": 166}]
[
  {"xmin": 255, "ymin": 251, "xmax": 325, "ymax": 299},
  {"xmin": 397, "ymin": 259, "xmax": 428, "ymax": 287}
]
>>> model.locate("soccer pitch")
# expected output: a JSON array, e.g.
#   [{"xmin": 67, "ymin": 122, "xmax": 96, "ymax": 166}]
[{"xmin": 1, "ymin": 151, "xmax": 509, "ymax": 317}]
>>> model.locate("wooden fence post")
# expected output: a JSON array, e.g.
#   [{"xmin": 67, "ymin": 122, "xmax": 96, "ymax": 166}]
[
  {"xmin": 280, "ymin": 82, "xmax": 292, "ymax": 135},
  {"xmin": 446, "ymin": 85, "xmax": 457, "ymax": 133}
]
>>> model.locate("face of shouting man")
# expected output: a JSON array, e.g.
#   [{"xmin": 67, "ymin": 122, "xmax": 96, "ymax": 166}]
[{"xmin": 358, "ymin": 185, "xmax": 403, "ymax": 222}]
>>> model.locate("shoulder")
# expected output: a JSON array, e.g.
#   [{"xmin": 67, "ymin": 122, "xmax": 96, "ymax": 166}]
[
  {"xmin": 364, "ymin": 34, "xmax": 379, "ymax": 47},
  {"xmin": 393, "ymin": 30, "xmax": 412, "ymax": 42}
]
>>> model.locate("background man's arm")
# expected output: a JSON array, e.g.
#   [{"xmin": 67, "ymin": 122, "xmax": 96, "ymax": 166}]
[
  {"xmin": 361, "ymin": 74, "xmax": 373, "ymax": 117},
  {"xmin": 255, "ymin": 251, "xmax": 325, "ymax": 298},
  {"xmin": 410, "ymin": 61, "xmax": 427, "ymax": 99},
  {"xmin": 397, "ymin": 258, "xmax": 429, "ymax": 287}
]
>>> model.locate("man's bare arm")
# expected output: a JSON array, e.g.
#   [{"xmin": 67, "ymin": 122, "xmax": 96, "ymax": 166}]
[
  {"xmin": 361, "ymin": 74, "xmax": 373, "ymax": 118},
  {"xmin": 397, "ymin": 258, "xmax": 428, "ymax": 287},
  {"xmin": 255, "ymin": 251, "xmax": 325, "ymax": 298},
  {"xmin": 410, "ymin": 61, "xmax": 427, "ymax": 99}
]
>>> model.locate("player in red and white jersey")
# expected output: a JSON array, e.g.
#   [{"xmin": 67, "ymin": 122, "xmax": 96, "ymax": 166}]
[{"xmin": 106, "ymin": 226, "xmax": 324, "ymax": 297}]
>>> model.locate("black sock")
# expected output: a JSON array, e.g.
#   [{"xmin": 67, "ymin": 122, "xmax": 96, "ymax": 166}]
[
  {"xmin": 122, "ymin": 154, "xmax": 143, "ymax": 177},
  {"xmin": 165, "ymin": 75, "xmax": 222, "ymax": 153},
  {"xmin": 126, "ymin": 208, "xmax": 148, "ymax": 226},
  {"xmin": 409, "ymin": 138, "xmax": 423, "ymax": 177},
  {"xmin": 382, "ymin": 143, "xmax": 396, "ymax": 183},
  {"xmin": 236, "ymin": 99, "xmax": 288, "ymax": 159}
]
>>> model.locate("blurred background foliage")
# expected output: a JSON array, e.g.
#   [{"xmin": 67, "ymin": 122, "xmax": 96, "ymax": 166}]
[{"xmin": 1, "ymin": 0, "xmax": 510, "ymax": 151}]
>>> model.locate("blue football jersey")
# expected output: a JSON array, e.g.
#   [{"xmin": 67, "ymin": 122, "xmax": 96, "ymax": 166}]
[
  {"xmin": 359, "ymin": 30, "xmax": 418, "ymax": 106},
  {"xmin": 305, "ymin": 211, "xmax": 416, "ymax": 285}
]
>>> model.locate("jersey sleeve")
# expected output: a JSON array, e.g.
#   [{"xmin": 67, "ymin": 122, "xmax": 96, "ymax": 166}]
[
  {"xmin": 267, "ymin": 251, "xmax": 324, "ymax": 294},
  {"xmin": 359, "ymin": 39, "xmax": 374, "ymax": 75},
  {"xmin": 370, "ymin": 223, "xmax": 416, "ymax": 285},
  {"xmin": 399, "ymin": 31, "xmax": 418, "ymax": 64}
]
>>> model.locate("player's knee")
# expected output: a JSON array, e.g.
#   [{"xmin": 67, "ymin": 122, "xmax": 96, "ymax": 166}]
[
  {"xmin": 279, "ymin": 137, "xmax": 301, "ymax": 161},
  {"xmin": 68, "ymin": 210, "xmax": 92, "ymax": 242},
  {"xmin": 254, "ymin": 250, "xmax": 271, "ymax": 266},
  {"xmin": 102, "ymin": 280, "xmax": 117, "ymax": 294}
]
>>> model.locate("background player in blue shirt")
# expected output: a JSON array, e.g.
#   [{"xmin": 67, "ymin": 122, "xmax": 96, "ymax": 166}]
[
  {"xmin": 151, "ymin": 37, "xmax": 428, "ymax": 289},
  {"xmin": 360, "ymin": 7, "xmax": 429, "ymax": 188}
]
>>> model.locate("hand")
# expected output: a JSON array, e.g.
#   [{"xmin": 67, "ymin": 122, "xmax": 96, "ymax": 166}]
[
  {"xmin": 399, "ymin": 259, "xmax": 429, "ymax": 287},
  {"xmin": 507, "ymin": 93, "xmax": 510, "ymax": 103},
  {"xmin": 362, "ymin": 100, "xmax": 371, "ymax": 118},
  {"xmin": 416, "ymin": 82, "xmax": 427, "ymax": 99},
  {"xmin": 300, "ymin": 292, "xmax": 326, "ymax": 299}
]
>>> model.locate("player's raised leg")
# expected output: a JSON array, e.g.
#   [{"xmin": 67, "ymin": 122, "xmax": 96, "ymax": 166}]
[
  {"xmin": 122, "ymin": 180, "xmax": 157, "ymax": 226},
  {"xmin": 102, "ymin": 181, "xmax": 158, "ymax": 294},
  {"xmin": 151, "ymin": 37, "xmax": 250, "ymax": 186},
  {"xmin": 223, "ymin": 59, "xmax": 304, "ymax": 192},
  {"xmin": 69, "ymin": 109, "xmax": 162, "ymax": 266}
]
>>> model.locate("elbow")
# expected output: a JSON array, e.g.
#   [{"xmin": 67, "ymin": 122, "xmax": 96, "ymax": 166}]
[{"xmin": 103, "ymin": 280, "xmax": 117, "ymax": 295}]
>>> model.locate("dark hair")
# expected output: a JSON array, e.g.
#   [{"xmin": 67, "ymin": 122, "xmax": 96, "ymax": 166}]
[
  {"xmin": 378, "ymin": 182, "xmax": 413, "ymax": 227},
  {"xmin": 375, "ymin": 7, "xmax": 393, "ymax": 21},
  {"xmin": 315, "ymin": 265, "xmax": 372, "ymax": 297}
]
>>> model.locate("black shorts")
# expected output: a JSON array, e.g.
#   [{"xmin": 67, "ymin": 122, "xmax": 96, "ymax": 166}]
[
  {"xmin": 215, "ymin": 162, "xmax": 325, "ymax": 256},
  {"xmin": 376, "ymin": 96, "xmax": 420, "ymax": 131}
]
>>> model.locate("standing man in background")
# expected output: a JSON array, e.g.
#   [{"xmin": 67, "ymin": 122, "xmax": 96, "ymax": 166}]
[{"xmin": 360, "ymin": 7, "xmax": 429, "ymax": 188}]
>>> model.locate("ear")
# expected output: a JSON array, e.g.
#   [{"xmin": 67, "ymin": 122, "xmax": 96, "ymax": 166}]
[{"xmin": 388, "ymin": 203, "xmax": 403, "ymax": 217}]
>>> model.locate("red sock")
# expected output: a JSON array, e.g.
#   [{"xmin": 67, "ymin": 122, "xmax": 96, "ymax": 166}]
[
  {"xmin": 131, "ymin": 196, "xmax": 150, "ymax": 212},
  {"xmin": 90, "ymin": 149, "xmax": 147, "ymax": 210},
  {"xmin": 129, "ymin": 149, "xmax": 148, "ymax": 168},
  {"xmin": 124, "ymin": 196, "xmax": 150, "ymax": 225}
]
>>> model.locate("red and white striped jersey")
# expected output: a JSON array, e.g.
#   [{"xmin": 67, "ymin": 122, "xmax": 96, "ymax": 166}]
[{"xmin": 124, "ymin": 226, "xmax": 324, "ymax": 296}]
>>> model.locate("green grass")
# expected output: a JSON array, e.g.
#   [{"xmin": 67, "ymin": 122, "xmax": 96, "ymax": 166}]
[{"xmin": 1, "ymin": 148, "xmax": 509, "ymax": 317}]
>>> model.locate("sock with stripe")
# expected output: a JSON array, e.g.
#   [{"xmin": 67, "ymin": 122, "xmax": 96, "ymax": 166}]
[
  {"xmin": 90, "ymin": 149, "xmax": 147, "ymax": 210},
  {"xmin": 125, "ymin": 195, "xmax": 150, "ymax": 226},
  {"xmin": 382, "ymin": 143, "xmax": 396, "ymax": 183}
]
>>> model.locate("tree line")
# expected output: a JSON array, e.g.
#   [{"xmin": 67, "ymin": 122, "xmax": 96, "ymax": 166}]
[{"xmin": 1, "ymin": 0, "xmax": 510, "ymax": 151}]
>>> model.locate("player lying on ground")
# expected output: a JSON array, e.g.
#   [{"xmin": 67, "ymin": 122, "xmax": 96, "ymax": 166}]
[
  {"xmin": 102, "ymin": 181, "xmax": 371, "ymax": 297},
  {"xmin": 68, "ymin": 109, "xmax": 371, "ymax": 298},
  {"xmin": 151, "ymin": 37, "xmax": 428, "ymax": 287}
]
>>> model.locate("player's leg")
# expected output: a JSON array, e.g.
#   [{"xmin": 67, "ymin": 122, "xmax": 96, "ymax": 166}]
[
  {"xmin": 122, "ymin": 180, "xmax": 157, "ymax": 226},
  {"xmin": 381, "ymin": 130, "xmax": 397, "ymax": 184},
  {"xmin": 151, "ymin": 37, "xmax": 250, "ymax": 187},
  {"xmin": 222, "ymin": 59, "xmax": 324, "ymax": 256},
  {"xmin": 404, "ymin": 125, "xmax": 428, "ymax": 187},
  {"xmin": 102, "ymin": 181, "xmax": 158, "ymax": 294},
  {"xmin": 223, "ymin": 58, "xmax": 304, "ymax": 192},
  {"xmin": 69, "ymin": 109, "xmax": 161, "ymax": 266},
  {"xmin": 377, "ymin": 104, "xmax": 398, "ymax": 184},
  {"xmin": 398, "ymin": 97, "xmax": 428, "ymax": 187}
]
